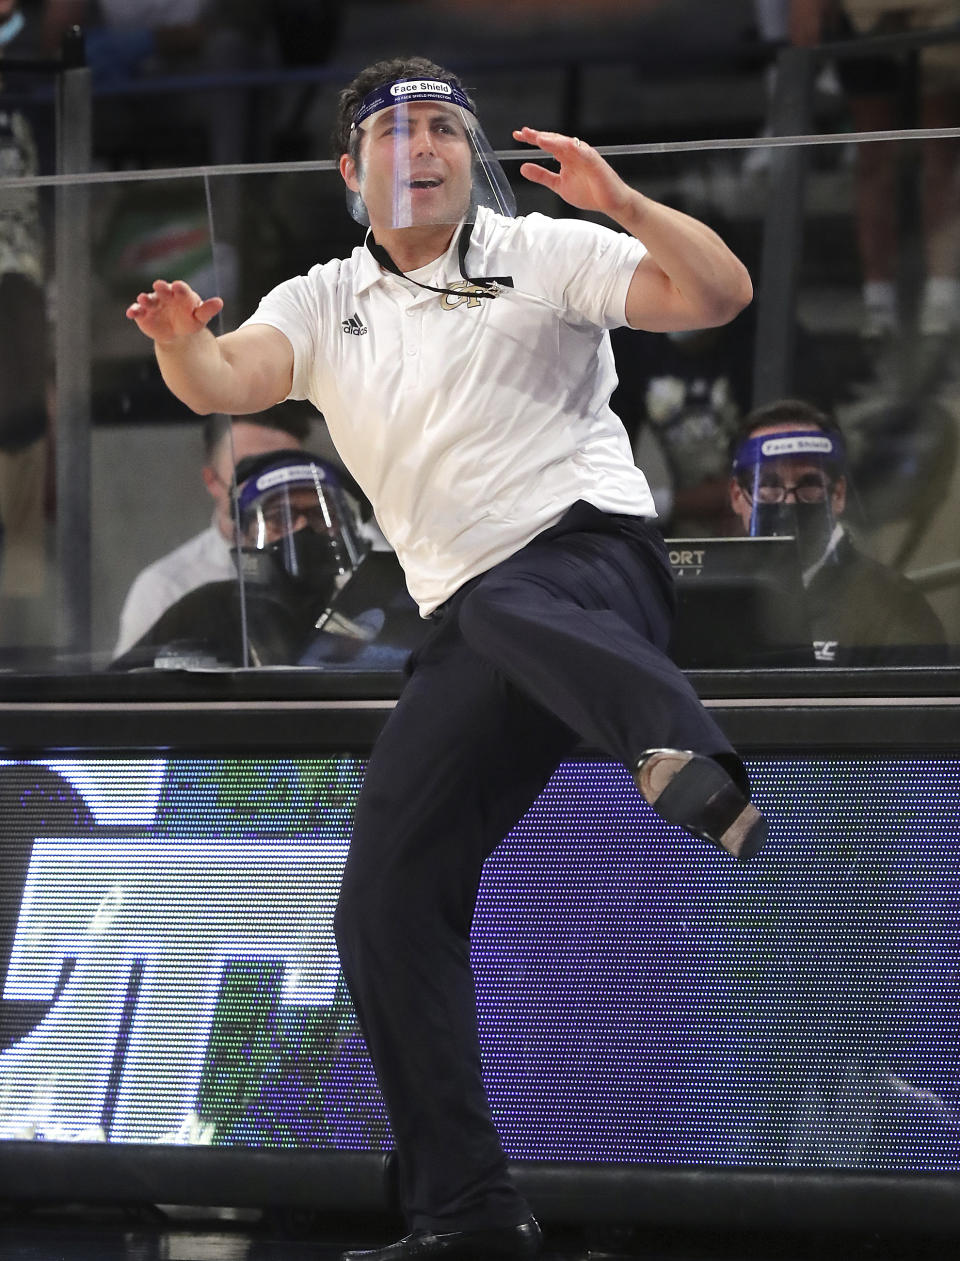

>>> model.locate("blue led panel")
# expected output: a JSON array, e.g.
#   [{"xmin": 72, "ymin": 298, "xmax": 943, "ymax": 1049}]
[{"xmin": 0, "ymin": 756, "xmax": 958, "ymax": 1173}]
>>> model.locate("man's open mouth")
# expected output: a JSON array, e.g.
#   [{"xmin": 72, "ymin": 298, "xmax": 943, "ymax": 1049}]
[{"xmin": 409, "ymin": 178, "xmax": 443, "ymax": 189}]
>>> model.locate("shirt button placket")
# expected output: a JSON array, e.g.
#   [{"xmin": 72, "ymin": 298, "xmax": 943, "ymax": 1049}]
[{"xmin": 404, "ymin": 303, "xmax": 421, "ymax": 364}]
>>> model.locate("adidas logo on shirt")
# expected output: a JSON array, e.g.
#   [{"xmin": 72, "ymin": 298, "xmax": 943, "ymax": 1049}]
[{"xmin": 341, "ymin": 314, "xmax": 368, "ymax": 336}]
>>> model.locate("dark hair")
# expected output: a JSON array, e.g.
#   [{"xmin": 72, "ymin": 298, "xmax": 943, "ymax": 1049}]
[
  {"xmin": 203, "ymin": 406, "xmax": 313, "ymax": 462},
  {"xmin": 729, "ymin": 397, "xmax": 846, "ymax": 471},
  {"xmin": 331, "ymin": 55, "xmax": 475, "ymax": 160}
]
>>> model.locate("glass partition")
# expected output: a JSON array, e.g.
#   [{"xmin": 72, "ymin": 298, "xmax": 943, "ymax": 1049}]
[
  {"xmin": 3, "ymin": 129, "xmax": 959, "ymax": 680},
  {"xmin": 0, "ymin": 59, "xmax": 59, "ymax": 669}
]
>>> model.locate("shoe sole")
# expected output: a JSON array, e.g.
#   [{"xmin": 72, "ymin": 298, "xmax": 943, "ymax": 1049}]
[
  {"xmin": 636, "ymin": 750, "xmax": 768, "ymax": 861},
  {"xmin": 340, "ymin": 1221, "xmax": 542, "ymax": 1261}
]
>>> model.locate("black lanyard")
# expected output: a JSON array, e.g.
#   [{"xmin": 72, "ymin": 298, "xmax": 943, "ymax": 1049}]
[{"xmin": 365, "ymin": 219, "xmax": 513, "ymax": 299}]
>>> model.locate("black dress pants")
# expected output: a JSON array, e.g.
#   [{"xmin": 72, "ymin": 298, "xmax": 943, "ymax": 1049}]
[{"xmin": 332, "ymin": 503, "xmax": 741, "ymax": 1232}]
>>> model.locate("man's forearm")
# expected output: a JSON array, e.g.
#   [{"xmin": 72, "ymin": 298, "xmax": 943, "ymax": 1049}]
[
  {"xmin": 129, "ymin": 280, "xmax": 293, "ymax": 410},
  {"xmin": 612, "ymin": 188, "xmax": 753, "ymax": 327},
  {"xmin": 154, "ymin": 327, "xmax": 240, "ymax": 415},
  {"xmin": 514, "ymin": 126, "xmax": 751, "ymax": 327}
]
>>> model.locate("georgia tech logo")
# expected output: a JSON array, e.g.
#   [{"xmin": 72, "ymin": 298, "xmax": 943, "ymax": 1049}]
[
  {"xmin": 439, "ymin": 281, "xmax": 498, "ymax": 311},
  {"xmin": 0, "ymin": 761, "xmax": 351, "ymax": 1144}
]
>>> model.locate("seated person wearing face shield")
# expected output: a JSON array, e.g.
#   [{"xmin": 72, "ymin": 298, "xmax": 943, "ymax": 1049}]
[
  {"xmin": 113, "ymin": 449, "xmax": 423, "ymax": 670},
  {"xmin": 113, "ymin": 410, "xmax": 312, "ymax": 658},
  {"xmin": 729, "ymin": 399, "xmax": 946, "ymax": 666}
]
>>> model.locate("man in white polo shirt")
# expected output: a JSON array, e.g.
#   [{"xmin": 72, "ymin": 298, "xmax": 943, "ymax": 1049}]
[{"xmin": 127, "ymin": 55, "xmax": 763, "ymax": 1261}]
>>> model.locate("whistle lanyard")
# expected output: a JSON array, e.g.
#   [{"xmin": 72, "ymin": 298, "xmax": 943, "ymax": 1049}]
[{"xmin": 365, "ymin": 219, "xmax": 513, "ymax": 300}]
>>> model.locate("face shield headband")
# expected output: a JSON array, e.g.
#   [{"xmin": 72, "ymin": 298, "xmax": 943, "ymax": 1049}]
[
  {"xmin": 732, "ymin": 429, "xmax": 846, "ymax": 568},
  {"xmin": 346, "ymin": 77, "xmax": 516, "ymax": 230}
]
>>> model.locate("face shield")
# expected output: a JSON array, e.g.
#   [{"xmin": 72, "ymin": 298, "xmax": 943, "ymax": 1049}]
[
  {"xmin": 346, "ymin": 78, "xmax": 516, "ymax": 229},
  {"xmin": 233, "ymin": 454, "xmax": 369, "ymax": 607},
  {"xmin": 731, "ymin": 429, "xmax": 846, "ymax": 572}
]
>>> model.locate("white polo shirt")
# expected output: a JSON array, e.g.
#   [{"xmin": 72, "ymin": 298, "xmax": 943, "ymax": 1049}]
[
  {"xmin": 114, "ymin": 521, "xmax": 234, "ymax": 657},
  {"xmin": 243, "ymin": 206, "xmax": 656, "ymax": 615}
]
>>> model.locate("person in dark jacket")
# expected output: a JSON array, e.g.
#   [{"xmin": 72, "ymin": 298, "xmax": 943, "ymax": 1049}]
[{"xmin": 729, "ymin": 398, "xmax": 946, "ymax": 665}]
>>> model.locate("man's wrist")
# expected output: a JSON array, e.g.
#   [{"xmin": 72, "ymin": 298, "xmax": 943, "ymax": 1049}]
[
  {"xmin": 607, "ymin": 186, "xmax": 649, "ymax": 235},
  {"xmin": 154, "ymin": 326, "xmax": 211, "ymax": 355}
]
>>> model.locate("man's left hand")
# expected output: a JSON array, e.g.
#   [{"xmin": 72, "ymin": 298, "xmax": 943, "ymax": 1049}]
[
  {"xmin": 514, "ymin": 126, "xmax": 633, "ymax": 219},
  {"xmin": 514, "ymin": 124, "xmax": 752, "ymax": 332}
]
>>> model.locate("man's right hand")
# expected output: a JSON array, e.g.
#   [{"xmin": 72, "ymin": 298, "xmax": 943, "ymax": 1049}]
[
  {"xmin": 124, "ymin": 278, "xmax": 294, "ymax": 416},
  {"xmin": 126, "ymin": 279, "xmax": 224, "ymax": 345}
]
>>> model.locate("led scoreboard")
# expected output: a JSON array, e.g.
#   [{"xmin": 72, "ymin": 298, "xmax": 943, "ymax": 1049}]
[{"xmin": 1, "ymin": 752, "xmax": 959, "ymax": 1182}]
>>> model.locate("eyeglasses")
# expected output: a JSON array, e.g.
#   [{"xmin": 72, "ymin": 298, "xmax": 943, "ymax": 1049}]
[
  {"xmin": 246, "ymin": 501, "xmax": 336, "ymax": 547},
  {"xmin": 740, "ymin": 475, "xmax": 833, "ymax": 505}
]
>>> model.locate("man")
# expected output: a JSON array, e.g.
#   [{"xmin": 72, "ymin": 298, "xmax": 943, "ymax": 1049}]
[
  {"xmin": 113, "ymin": 410, "xmax": 309, "ymax": 656},
  {"xmin": 115, "ymin": 447, "xmax": 422, "ymax": 670},
  {"xmin": 127, "ymin": 55, "xmax": 763, "ymax": 1260},
  {"xmin": 729, "ymin": 398, "xmax": 945, "ymax": 664}
]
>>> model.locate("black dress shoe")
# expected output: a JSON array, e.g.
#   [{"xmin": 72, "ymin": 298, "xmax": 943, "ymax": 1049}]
[
  {"xmin": 636, "ymin": 748, "xmax": 768, "ymax": 861},
  {"xmin": 341, "ymin": 1216, "xmax": 542, "ymax": 1261}
]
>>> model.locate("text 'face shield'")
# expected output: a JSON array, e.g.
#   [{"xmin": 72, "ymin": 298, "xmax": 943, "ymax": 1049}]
[
  {"xmin": 347, "ymin": 79, "xmax": 516, "ymax": 229},
  {"xmin": 732, "ymin": 429, "xmax": 847, "ymax": 570}
]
